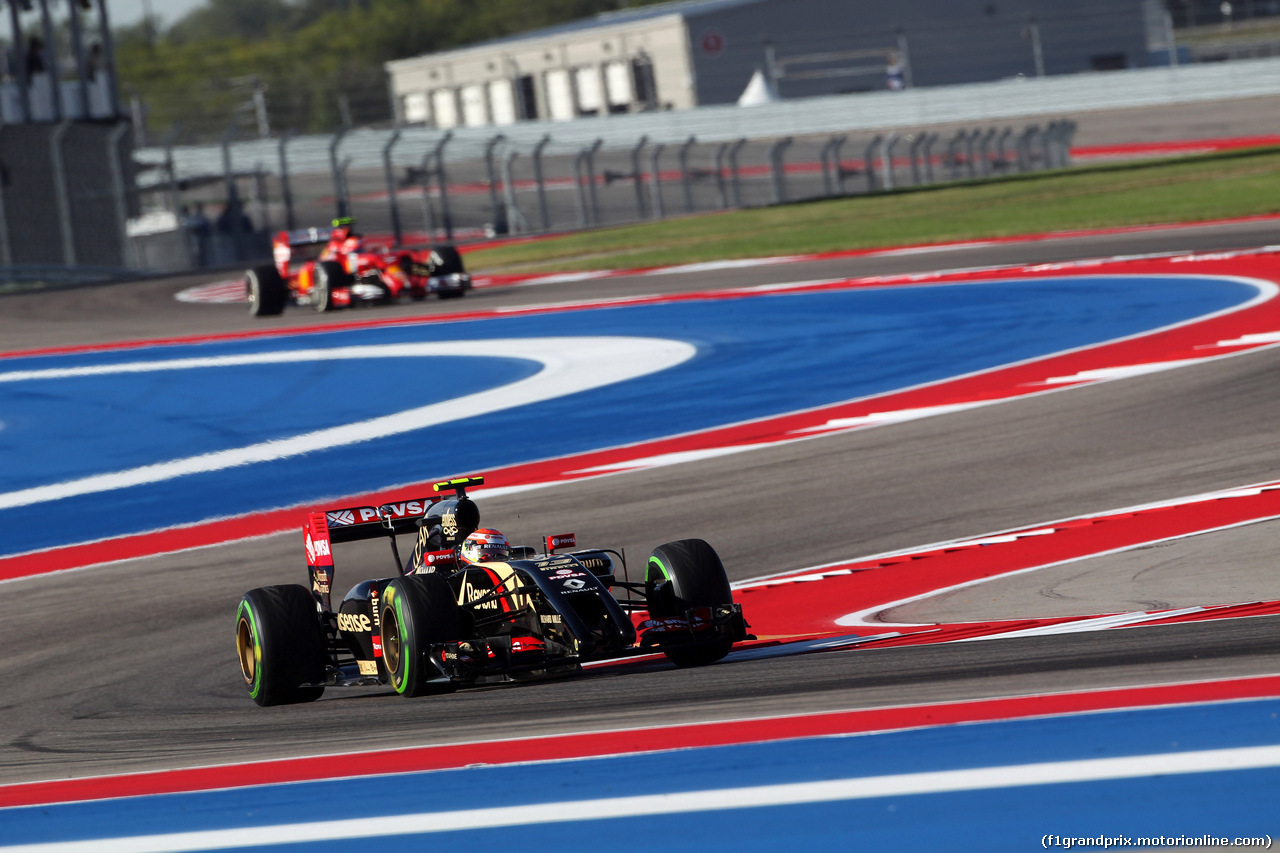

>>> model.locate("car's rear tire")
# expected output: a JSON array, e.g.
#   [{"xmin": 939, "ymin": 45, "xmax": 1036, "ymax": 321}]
[
  {"xmin": 313, "ymin": 260, "xmax": 348, "ymax": 312},
  {"xmin": 235, "ymin": 585, "xmax": 326, "ymax": 706},
  {"xmin": 246, "ymin": 264, "xmax": 286, "ymax": 316},
  {"xmin": 646, "ymin": 539, "xmax": 735, "ymax": 667},
  {"xmin": 427, "ymin": 246, "xmax": 464, "ymax": 276},
  {"xmin": 381, "ymin": 574, "xmax": 462, "ymax": 697}
]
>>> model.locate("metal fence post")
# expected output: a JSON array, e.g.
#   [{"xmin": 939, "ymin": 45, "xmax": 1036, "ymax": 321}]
[
  {"xmin": 832, "ymin": 136, "xmax": 848, "ymax": 194},
  {"xmin": 106, "ymin": 122, "xmax": 132, "ymax": 268},
  {"xmin": 329, "ymin": 128, "xmax": 349, "ymax": 219},
  {"xmin": 532, "ymin": 134, "xmax": 551, "ymax": 231},
  {"xmin": 863, "ymin": 135, "xmax": 882, "ymax": 193},
  {"xmin": 0, "ymin": 139, "xmax": 8, "ymax": 267},
  {"xmin": 1048, "ymin": 121, "xmax": 1064, "ymax": 168},
  {"xmin": 1016, "ymin": 126, "xmax": 1032, "ymax": 172},
  {"xmin": 964, "ymin": 129, "xmax": 979, "ymax": 179},
  {"xmin": 922, "ymin": 133, "xmax": 937, "ymax": 184},
  {"xmin": 278, "ymin": 129, "xmax": 297, "ymax": 231},
  {"xmin": 7, "ymin": 1, "xmax": 30, "ymax": 121},
  {"xmin": 485, "ymin": 133, "xmax": 507, "ymax": 233},
  {"xmin": 220, "ymin": 123, "xmax": 248, "ymax": 260},
  {"xmin": 39, "ymin": 0, "xmax": 64, "ymax": 121},
  {"xmin": 221, "ymin": 122, "xmax": 240, "ymax": 211},
  {"xmin": 769, "ymin": 137, "xmax": 792, "ymax": 204},
  {"xmin": 501, "ymin": 150, "xmax": 530, "ymax": 233},
  {"xmin": 907, "ymin": 134, "xmax": 923, "ymax": 186},
  {"xmin": 433, "ymin": 131, "xmax": 454, "ymax": 241},
  {"xmin": 978, "ymin": 128, "xmax": 996, "ymax": 178},
  {"xmin": 881, "ymin": 132, "xmax": 899, "ymax": 191},
  {"xmin": 713, "ymin": 142, "xmax": 729, "ymax": 209},
  {"xmin": 573, "ymin": 150, "xmax": 589, "ymax": 228},
  {"xmin": 946, "ymin": 132, "xmax": 963, "ymax": 180},
  {"xmin": 678, "ymin": 136, "xmax": 697, "ymax": 214},
  {"xmin": 50, "ymin": 122, "xmax": 76, "ymax": 266},
  {"xmin": 819, "ymin": 136, "xmax": 837, "ymax": 196},
  {"xmin": 585, "ymin": 138, "xmax": 603, "ymax": 224},
  {"xmin": 1024, "ymin": 125, "xmax": 1042, "ymax": 171},
  {"xmin": 418, "ymin": 150, "xmax": 437, "ymax": 242},
  {"xmin": 996, "ymin": 127, "xmax": 1013, "ymax": 172},
  {"xmin": 160, "ymin": 125, "xmax": 182, "ymax": 214},
  {"xmin": 630, "ymin": 135, "xmax": 648, "ymax": 219},
  {"xmin": 648, "ymin": 142, "xmax": 666, "ymax": 220},
  {"xmin": 253, "ymin": 163, "xmax": 271, "ymax": 234},
  {"xmin": 728, "ymin": 138, "xmax": 747, "ymax": 208},
  {"xmin": 382, "ymin": 128, "xmax": 403, "ymax": 246}
]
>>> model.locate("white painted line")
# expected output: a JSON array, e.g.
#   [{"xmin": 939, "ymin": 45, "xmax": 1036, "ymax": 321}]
[
  {"xmin": 1039, "ymin": 358, "xmax": 1212, "ymax": 385},
  {"xmin": 9, "ymin": 744, "xmax": 1280, "ymax": 852},
  {"xmin": 648, "ymin": 257, "xmax": 802, "ymax": 275},
  {"xmin": 954, "ymin": 607, "xmax": 1210, "ymax": 641},
  {"xmin": 0, "ymin": 338, "xmax": 694, "ymax": 511},
  {"xmin": 834, "ymin": 514, "xmax": 1280, "ymax": 628},
  {"xmin": 1214, "ymin": 331, "xmax": 1280, "ymax": 347},
  {"xmin": 568, "ymin": 445, "xmax": 755, "ymax": 474},
  {"xmin": 791, "ymin": 402, "xmax": 988, "ymax": 433}
]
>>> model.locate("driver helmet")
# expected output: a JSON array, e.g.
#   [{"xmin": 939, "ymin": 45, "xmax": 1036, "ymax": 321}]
[
  {"xmin": 330, "ymin": 216, "xmax": 358, "ymax": 243},
  {"xmin": 460, "ymin": 528, "xmax": 510, "ymax": 563}
]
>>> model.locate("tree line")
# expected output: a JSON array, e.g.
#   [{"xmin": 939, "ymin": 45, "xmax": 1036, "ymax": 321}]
[{"xmin": 117, "ymin": 0, "xmax": 666, "ymax": 142}]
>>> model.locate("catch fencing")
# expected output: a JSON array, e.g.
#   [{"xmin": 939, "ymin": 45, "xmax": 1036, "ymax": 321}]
[
  {"xmin": 133, "ymin": 118, "xmax": 1076, "ymax": 273},
  {"xmin": 20, "ymin": 55, "xmax": 1280, "ymax": 277}
]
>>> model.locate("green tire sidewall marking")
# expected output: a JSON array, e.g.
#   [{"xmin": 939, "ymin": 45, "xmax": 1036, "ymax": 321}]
[
  {"xmin": 237, "ymin": 600, "xmax": 262, "ymax": 699},
  {"xmin": 646, "ymin": 555, "xmax": 672, "ymax": 585},
  {"xmin": 390, "ymin": 586, "xmax": 410, "ymax": 694}
]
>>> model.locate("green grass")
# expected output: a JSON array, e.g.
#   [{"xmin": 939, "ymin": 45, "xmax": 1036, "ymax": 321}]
[{"xmin": 466, "ymin": 147, "xmax": 1280, "ymax": 274}]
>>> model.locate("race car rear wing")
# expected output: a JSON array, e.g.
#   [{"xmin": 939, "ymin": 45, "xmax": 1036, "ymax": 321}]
[
  {"xmin": 304, "ymin": 477, "xmax": 485, "ymax": 611},
  {"xmin": 321, "ymin": 498, "xmax": 440, "ymax": 544}
]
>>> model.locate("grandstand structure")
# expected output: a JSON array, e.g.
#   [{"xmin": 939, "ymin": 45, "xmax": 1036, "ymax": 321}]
[{"xmin": 385, "ymin": 0, "xmax": 1151, "ymax": 130}]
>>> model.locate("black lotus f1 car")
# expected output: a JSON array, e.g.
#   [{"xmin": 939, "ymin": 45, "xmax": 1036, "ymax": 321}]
[{"xmin": 235, "ymin": 477, "xmax": 750, "ymax": 706}]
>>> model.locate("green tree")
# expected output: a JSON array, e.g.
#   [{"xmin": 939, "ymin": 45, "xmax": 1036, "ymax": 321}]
[{"xmin": 117, "ymin": 0, "xmax": 671, "ymax": 140}]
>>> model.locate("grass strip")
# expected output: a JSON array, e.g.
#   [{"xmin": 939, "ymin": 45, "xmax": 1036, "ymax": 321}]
[{"xmin": 465, "ymin": 146, "xmax": 1280, "ymax": 274}]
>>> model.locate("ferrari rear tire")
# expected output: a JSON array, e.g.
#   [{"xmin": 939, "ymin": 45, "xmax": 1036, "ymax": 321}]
[
  {"xmin": 313, "ymin": 260, "xmax": 348, "ymax": 312},
  {"xmin": 427, "ymin": 246, "xmax": 464, "ymax": 276},
  {"xmin": 235, "ymin": 585, "xmax": 326, "ymax": 706},
  {"xmin": 381, "ymin": 574, "xmax": 462, "ymax": 697},
  {"xmin": 646, "ymin": 539, "xmax": 735, "ymax": 667},
  {"xmin": 246, "ymin": 264, "xmax": 286, "ymax": 316}
]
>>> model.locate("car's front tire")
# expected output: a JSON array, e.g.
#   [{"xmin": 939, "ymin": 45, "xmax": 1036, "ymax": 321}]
[
  {"xmin": 313, "ymin": 260, "xmax": 348, "ymax": 312},
  {"xmin": 235, "ymin": 585, "xmax": 326, "ymax": 706},
  {"xmin": 381, "ymin": 574, "xmax": 462, "ymax": 697},
  {"xmin": 646, "ymin": 539, "xmax": 736, "ymax": 667},
  {"xmin": 246, "ymin": 264, "xmax": 286, "ymax": 316}
]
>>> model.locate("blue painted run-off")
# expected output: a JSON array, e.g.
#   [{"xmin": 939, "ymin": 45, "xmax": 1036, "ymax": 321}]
[
  {"xmin": 2, "ymin": 698, "xmax": 1278, "ymax": 851},
  {"xmin": 0, "ymin": 275, "xmax": 1257, "ymax": 557}
]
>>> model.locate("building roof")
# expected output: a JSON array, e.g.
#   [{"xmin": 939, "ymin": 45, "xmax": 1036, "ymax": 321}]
[{"xmin": 418, "ymin": 0, "xmax": 768, "ymax": 55}]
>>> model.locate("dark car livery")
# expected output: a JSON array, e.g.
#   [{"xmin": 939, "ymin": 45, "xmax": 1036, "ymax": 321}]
[
  {"xmin": 244, "ymin": 224, "xmax": 470, "ymax": 317},
  {"xmin": 235, "ymin": 476, "xmax": 750, "ymax": 705}
]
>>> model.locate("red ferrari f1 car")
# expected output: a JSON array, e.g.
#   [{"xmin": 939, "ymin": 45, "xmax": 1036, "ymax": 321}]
[
  {"xmin": 234, "ymin": 476, "xmax": 750, "ymax": 705},
  {"xmin": 245, "ymin": 218, "xmax": 471, "ymax": 316}
]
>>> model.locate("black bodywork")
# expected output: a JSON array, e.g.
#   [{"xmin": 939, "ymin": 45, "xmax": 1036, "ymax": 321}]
[{"xmin": 300, "ymin": 477, "xmax": 749, "ymax": 691}]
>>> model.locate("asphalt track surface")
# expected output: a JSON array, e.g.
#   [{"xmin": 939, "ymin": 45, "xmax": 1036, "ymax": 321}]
[{"xmin": 3, "ymin": 221, "xmax": 1280, "ymax": 787}]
